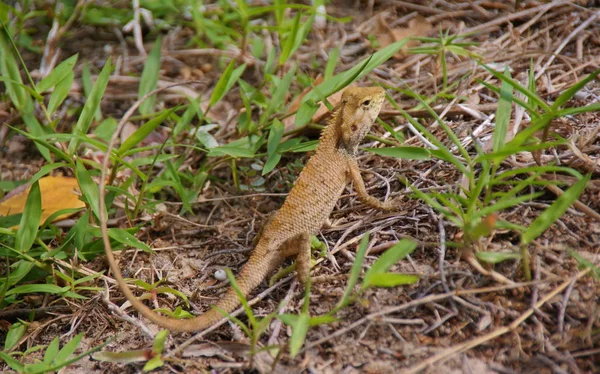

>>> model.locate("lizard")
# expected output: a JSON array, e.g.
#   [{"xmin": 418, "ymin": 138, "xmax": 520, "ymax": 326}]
[{"xmin": 104, "ymin": 86, "xmax": 398, "ymax": 332}]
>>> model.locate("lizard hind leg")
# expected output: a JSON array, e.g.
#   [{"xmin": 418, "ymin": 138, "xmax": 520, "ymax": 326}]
[{"xmin": 279, "ymin": 232, "xmax": 312, "ymax": 286}]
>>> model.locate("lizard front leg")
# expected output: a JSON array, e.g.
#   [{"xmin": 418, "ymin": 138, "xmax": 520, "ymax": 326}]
[{"xmin": 347, "ymin": 158, "xmax": 399, "ymax": 211}]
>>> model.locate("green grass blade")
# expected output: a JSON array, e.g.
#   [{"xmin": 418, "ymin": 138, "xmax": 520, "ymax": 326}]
[
  {"xmin": 36, "ymin": 54, "xmax": 78, "ymax": 93},
  {"xmin": 335, "ymin": 233, "xmax": 370, "ymax": 310},
  {"xmin": 492, "ymin": 67, "xmax": 512, "ymax": 153},
  {"xmin": 118, "ymin": 107, "xmax": 177, "ymax": 155},
  {"xmin": 288, "ymin": 313, "xmax": 309, "ymax": 358},
  {"xmin": 68, "ymin": 58, "xmax": 112, "ymax": 155},
  {"xmin": 209, "ymin": 61, "xmax": 246, "ymax": 107},
  {"xmin": 15, "ymin": 180, "xmax": 41, "ymax": 253},
  {"xmin": 362, "ymin": 239, "xmax": 417, "ymax": 289},
  {"xmin": 75, "ymin": 159, "xmax": 104, "ymax": 220},
  {"xmin": 552, "ymin": 67, "xmax": 600, "ymax": 110},
  {"xmin": 138, "ymin": 38, "xmax": 162, "ymax": 116},
  {"xmin": 521, "ymin": 174, "xmax": 590, "ymax": 245},
  {"xmin": 364, "ymin": 146, "xmax": 430, "ymax": 160},
  {"xmin": 47, "ymin": 70, "xmax": 74, "ymax": 116}
]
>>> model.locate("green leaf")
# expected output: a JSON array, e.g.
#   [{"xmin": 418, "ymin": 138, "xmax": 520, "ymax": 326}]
[
  {"xmin": 261, "ymin": 65, "xmax": 296, "ymax": 126},
  {"xmin": 4, "ymin": 322, "xmax": 26, "ymax": 351},
  {"xmin": 143, "ymin": 355, "xmax": 164, "ymax": 372},
  {"xmin": 521, "ymin": 174, "xmax": 590, "ymax": 245},
  {"xmin": 82, "ymin": 61, "xmax": 102, "ymax": 122},
  {"xmin": 302, "ymin": 39, "xmax": 409, "ymax": 104},
  {"xmin": 138, "ymin": 38, "xmax": 162, "ymax": 116},
  {"xmin": 288, "ymin": 313, "xmax": 309, "ymax": 358},
  {"xmin": 43, "ymin": 337, "xmax": 60, "ymax": 365},
  {"xmin": 336, "ymin": 233, "xmax": 370, "ymax": 310},
  {"xmin": 75, "ymin": 159, "xmax": 104, "ymax": 220},
  {"xmin": 5, "ymin": 284, "xmax": 68, "ymax": 296},
  {"xmin": 0, "ymin": 351, "xmax": 24, "ymax": 372},
  {"xmin": 492, "ymin": 67, "xmax": 512, "ymax": 154},
  {"xmin": 0, "ymin": 28, "xmax": 28, "ymax": 110},
  {"xmin": 324, "ymin": 47, "xmax": 339, "ymax": 80},
  {"xmin": 363, "ymin": 239, "xmax": 417, "ymax": 289},
  {"xmin": 279, "ymin": 11, "xmax": 301, "ymax": 65},
  {"xmin": 207, "ymin": 145, "xmax": 255, "ymax": 158},
  {"xmin": 364, "ymin": 146, "xmax": 430, "ymax": 160},
  {"xmin": 480, "ymin": 63, "xmax": 550, "ymax": 113},
  {"xmin": 117, "ymin": 107, "xmax": 177, "ymax": 154},
  {"xmin": 68, "ymin": 58, "xmax": 112, "ymax": 155},
  {"xmin": 294, "ymin": 99, "xmax": 320, "ymax": 127},
  {"xmin": 195, "ymin": 125, "xmax": 219, "ymax": 149},
  {"xmin": 152, "ymin": 330, "xmax": 168, "ymax": 354},
  {"xmin": 15, "ymin": 181, "xmax": 41, "ymax": 253},
  {"xmin": 263, "ymin": 119, "xmax": 284, "ymax": 175},
  {"xmin": 53, "ymin": 333, "xmax": 83, "ymax": 364},
  {"xmin": 476, "ymin": 251, "xmax": 522, "ymax": 264},
  {"xmin": 365, "ymin": 273, "xmax": 419, "ymax": 287},
  {"xmin": 209, "ymin": 61, "xmax": 246, "ymax": 107},
  {"xmin": 47, "ymin": 70, "xmax": 74, "ymax": 116},
  {"xmin": 36, "ymin": 54, "xmax": 78, "ymax": 93},
  {"xmin": 108, "ymin": 228, "xmax": 151, "ymax": 252},
  {"xmin": 552, "ymin": 67, "xmax": 600, "ymax": 109}
]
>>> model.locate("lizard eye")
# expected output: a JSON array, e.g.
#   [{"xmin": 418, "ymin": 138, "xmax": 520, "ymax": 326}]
[
  {"xmin": 361, "ymin": 99, "xmax": 371, "ymax": 107},
  {"xmin": 351, "ymin": 125, "xmax": 357, "ymax": 131}
]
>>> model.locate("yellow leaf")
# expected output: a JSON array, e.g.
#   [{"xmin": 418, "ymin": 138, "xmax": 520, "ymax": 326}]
[{"xmin": 0, "ymin": 176, "xmax": 85, "ymax": 226}]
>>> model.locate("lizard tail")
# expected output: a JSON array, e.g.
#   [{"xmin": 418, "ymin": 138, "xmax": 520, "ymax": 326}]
[{"xmin": 106, "ymin": 240, "xmax": 281, "ymax": 332}]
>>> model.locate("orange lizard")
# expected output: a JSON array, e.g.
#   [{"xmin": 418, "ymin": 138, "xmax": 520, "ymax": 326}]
[{"xmin": 105, "ymin": 86, "xmax": 398, "ymax": 332}]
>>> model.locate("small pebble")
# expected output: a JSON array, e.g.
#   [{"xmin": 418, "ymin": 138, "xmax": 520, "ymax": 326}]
[{"xmin": 214, "ymin": 269, "xmax": 227, "ymax": 281}]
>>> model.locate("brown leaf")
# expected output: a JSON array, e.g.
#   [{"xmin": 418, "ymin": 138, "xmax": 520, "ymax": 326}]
[
  {"xmin": 0, "ymin": 176, "xmax": 85, "ymax": 225},
  {"xmin": 370, "ymin": 14, "xmax": 433, "ymax": 58}
]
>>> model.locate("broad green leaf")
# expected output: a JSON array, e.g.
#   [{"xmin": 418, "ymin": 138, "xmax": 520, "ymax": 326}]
[
  {"xmin": 289, "ymin": 314, "xmax": 309, "ymax": 358},
  {"xmin": 492, "ymin": 67, "xmax": 512, "ymax": 153},
  {"xmin": 47, "ymin": 70, "xmax": 74, "ymax": 116},
  {"xmin": 521, "ymin": 174, "xmax": 590, "ymax": 245},
  {"xmin": 0, "ymin": 351, "xmax": 24, "ymax": 372},
  {"xmin": 152, "ymin": 330, "xmax": 168, "ymax": 354},
  {"xmin": 138, "ymin": 38, "xmax": 162, "ymax": 116},
  {"xmin": 68, "ymin": 58, "xmax": 112, "ymax": 155},
  {"xmin": 209, "ymin": 61, "xmax": 246, "ymax": 107},
  {"xmin": 143, "ymin": 355, "xmax": 164, "ymax": 372},
  {"xmin": 4, "ymin": 322, "xmax": 27, "ymax": 351},
  {"xmin": 476, "ymin": 251, "xmax": 522, "ymax": 264},
  {"xmin": 75, "ymin": 159, "xmax": 103, "ymax": 220},
  {"xmin": 108, "ymin": 228, "xmax": 151, "ymax": 252},
  {"xmin": 94, "ymin": 117, "xmax": 118, "ymax": 142},
  {"xmin": 195, "ymin": 124, "xmax": 219, "ymax": 149},
  {"xmin": 208, "ymin": 146, "xmax": 255, "ymax": 158},
  {"xmin": 15, "ymin": 181, "xmax": 41, "ymax": 253},
  {"xmin": 43, "ymin": 337, "xmax": 60, "ymax": 365},
  {"xmin": 36, "ymin": 54, "xmax": 78, "ymax": 93},
  {"xmin": 5, "ymin": 284, "xmax": 68, "ymax": 296},
  {"xmin": 308, "ymin": 315, "xmax": 338, "ymax": 326},
  {"xmin": 263, "ymin": 153, "xmax": 282, "ymax": 175},
  {"xmin": 118, "ymin": 107, "xmax": 177, "ymax": 154},
  {"xmin": 366, "ymin": 273, "xmax": 419, "ymax": 287},
  {"xmin": 0, "ymin": 28, "xmax": 28, "ymax": 110},
  {"xmin": 363, "ymin": 239, "xmax": 417, "ymax": 289},
  {"xmin": 364, "ymin": 146, "xmax": 430, "ymax": 160},
  {"xmin": 294, "ymin": 99, "xmax": 320, "ymax": 127}
]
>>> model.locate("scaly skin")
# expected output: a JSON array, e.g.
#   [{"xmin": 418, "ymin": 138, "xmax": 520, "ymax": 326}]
[{"xmin": 106, "ymin": 86, "xmax": 396, "ymax": 332}]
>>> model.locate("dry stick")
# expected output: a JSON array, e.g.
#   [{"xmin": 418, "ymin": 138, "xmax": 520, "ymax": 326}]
[
  {"xmin": 462, "ymin": 0, "xmax": 570, "ymax": 35},
  {"xmin": 300, "ymin": 275, "xmax": 565, "ymax": 353},
  {"xmin": 402, "ymin": 268, "xmax": 591, "ymax": 374},
  {"xmin": 535, "ymin": 11, "xmax": 600, "ymax": 79}
]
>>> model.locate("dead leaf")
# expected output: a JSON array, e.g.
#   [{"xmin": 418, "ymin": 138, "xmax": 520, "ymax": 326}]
[
  {"xmin": 367, "ymin": 14, "xmax": 433, "ymax": 58},
  {"xmin": 0, "ymin": 176, "xmax": 85, "ymax": 226}
]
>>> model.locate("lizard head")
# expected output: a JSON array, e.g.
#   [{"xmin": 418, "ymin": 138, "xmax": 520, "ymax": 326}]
[{"xmin": 338, "ymin": 86, "xmax": 386, "ymax": 154}]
